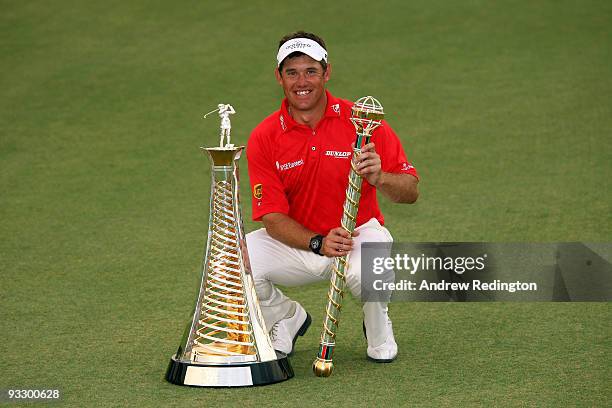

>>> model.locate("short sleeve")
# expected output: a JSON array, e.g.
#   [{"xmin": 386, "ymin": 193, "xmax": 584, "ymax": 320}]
[
  {"xmin": 246, "ymin": 129, "xmax": 290, "ymax": 221},
  {"xmin": 377, "ymin": 121, "xmax": 419, "ymax": 180}
]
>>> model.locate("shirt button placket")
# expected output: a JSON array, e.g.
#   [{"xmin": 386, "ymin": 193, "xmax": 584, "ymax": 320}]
[{"xmin": 311, "ymin": 129, "xmax": 317, "ymax": 155}]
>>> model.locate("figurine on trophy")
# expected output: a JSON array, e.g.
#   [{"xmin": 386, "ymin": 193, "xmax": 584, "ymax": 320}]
[{"xmin": 204, "ymin": 103, "xmax": 236, "ymax": 147}]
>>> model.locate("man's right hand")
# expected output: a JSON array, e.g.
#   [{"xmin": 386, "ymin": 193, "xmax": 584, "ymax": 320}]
[
  {"xmin": 321, "ymin": 227, "xmax": 360, "ymax": 257},
  {"xmin": 261, "ymin": 213, "xmax": 360, "ymax": 258}
]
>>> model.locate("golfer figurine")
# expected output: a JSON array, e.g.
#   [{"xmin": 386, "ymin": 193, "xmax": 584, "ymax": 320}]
[
  {"xmin": 204, "ymin": 103, "xmax": 236, "ymax": 147},
  {"xmin": 218, "ymin": 104, "xmax": 236, "ymax": 147}
]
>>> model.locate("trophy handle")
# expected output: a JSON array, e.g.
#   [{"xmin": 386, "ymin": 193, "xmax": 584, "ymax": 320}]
[{"xmin": 313, "ymin": 96, "xmax": 385, "ymax": 377}]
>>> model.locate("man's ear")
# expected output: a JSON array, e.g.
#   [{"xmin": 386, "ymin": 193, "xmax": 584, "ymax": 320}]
[
  {"xmin": 323, "ymin": 63, "xmax": 332, "ymax": 83},
  {"xmin": 274, "ymin": 67, "xmax": 282, "ymax": 85}
]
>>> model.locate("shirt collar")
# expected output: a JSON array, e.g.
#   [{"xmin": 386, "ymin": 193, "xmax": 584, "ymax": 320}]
[{"xmin": 279, "ymin": 90, "xmax": 342, "ymax": 132}]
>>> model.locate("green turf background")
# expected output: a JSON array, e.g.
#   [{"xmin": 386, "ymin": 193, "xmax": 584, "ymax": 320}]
[{"xmin": 1, "ymin": 0, "xmax": 610, "ymax": 406}]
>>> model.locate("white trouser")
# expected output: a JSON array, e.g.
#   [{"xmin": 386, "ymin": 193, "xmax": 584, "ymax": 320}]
[{"xmin": 245, "ymin": 218, "xmax": 393, "ymax": 346}]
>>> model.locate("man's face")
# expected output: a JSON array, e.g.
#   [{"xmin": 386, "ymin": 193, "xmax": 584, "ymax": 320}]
[{"xmin": 275, "ymin": 54, "xmax": 331, "ymax": 113}]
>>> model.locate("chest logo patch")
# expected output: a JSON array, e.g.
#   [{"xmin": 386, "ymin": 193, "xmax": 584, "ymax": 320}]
[
  {"xmin": 276, "ymin": 159, "xmax": 304, "ymax": 171},
  {"xmin": 253, "ymin": 184, "xmax": 263, "ymax": 199},
  {"xmin": 325, "ymin": 150, "xmax": 351, "ymax": 159}
]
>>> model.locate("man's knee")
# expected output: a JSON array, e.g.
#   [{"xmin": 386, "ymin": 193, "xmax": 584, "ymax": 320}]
[
  {"xmin": 356, "ymin": 227, "xmax": 393, "ymax": 246},
  {"xmin": 345, "ymin": 224, "xmax": 393, "ymax": 298}
]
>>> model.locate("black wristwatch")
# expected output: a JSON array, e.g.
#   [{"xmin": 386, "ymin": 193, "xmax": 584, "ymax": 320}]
[{"xmin": 309, "ymin": 234, "xmax": 324, "ymax": 256}]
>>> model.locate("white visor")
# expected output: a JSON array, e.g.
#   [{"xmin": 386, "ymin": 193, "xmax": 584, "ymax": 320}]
[{"xmin": 276, "ymin": 38, "xmax": 328, "ymax": 67}]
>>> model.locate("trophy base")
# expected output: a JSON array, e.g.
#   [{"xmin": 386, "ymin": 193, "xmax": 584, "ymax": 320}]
[{"xmin": 165, "ymin": 352, "xmax": 294, "ymax": 387}]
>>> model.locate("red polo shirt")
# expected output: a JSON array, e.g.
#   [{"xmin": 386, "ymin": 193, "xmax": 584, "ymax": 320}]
[{"xmin": 247, "ymin": 90, "xmax": 418, "ymax": 236}]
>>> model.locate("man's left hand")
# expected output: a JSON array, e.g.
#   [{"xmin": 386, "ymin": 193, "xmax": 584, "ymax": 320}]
[{"xmin": 354, "ymin": 142, "xmax": 382, "ymax": 186}]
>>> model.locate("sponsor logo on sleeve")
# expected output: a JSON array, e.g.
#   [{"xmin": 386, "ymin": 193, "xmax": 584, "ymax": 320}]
[
  {"xmin": 401, "ymin": 162, "xmax": 415, "ymax": 171},
  {"xmin": 253, "ymin": 184, "xmax": 263, "ymax": 199}
]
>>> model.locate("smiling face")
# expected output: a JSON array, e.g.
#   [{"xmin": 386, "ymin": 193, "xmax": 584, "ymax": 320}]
[{"xmin": 275, "ymin": 54, "xmax": 331, "ymax": 117}]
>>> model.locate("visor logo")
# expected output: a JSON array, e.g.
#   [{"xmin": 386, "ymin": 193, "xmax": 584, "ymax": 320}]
[{"xmin": 286, "ymin": 40, "xmax": 311, "ymax": 51}]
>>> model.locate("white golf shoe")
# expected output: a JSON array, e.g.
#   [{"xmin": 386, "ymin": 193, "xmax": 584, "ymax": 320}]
[
  {"xmin": 269, "ymin": 302, "xmax": 311, "ymax": 356},
  {"xmin": 363, "ymin": 313, "xmax": 398, "ymax": 363}
]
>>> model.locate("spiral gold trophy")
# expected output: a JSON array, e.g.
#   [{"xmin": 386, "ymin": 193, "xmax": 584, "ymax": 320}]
[
  {"xmin": 166, "ymin": 104, "xmax": 293, "ymax": 387},
  {"xmin": 312, "ymin": 96, "xmax": 385, "ymax": 377}
]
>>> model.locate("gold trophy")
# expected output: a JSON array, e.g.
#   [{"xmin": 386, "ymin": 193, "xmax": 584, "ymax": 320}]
[
  {"xmin": 312, "ymin": 96, "xmax": 385, "ymax": 377},
  {"xmin": 166, "ymin": 104, "xmax": 293, "ymax": 387}
]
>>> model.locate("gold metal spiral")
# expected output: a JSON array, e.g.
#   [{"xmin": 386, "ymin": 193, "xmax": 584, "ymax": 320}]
[
  {"xmin": 314, "ymin": 96, "xmax": 384, "ymax": 377},
  {"xmin": 192, "ymin": 179, "xmax": 257, "ymax": 361},
  {"xmin": 321, "ymin": 160, "xmax": 363, "ymax": 340}
]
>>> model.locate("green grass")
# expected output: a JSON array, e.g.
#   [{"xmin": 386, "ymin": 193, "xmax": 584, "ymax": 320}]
[{"xmin": 1, "ymin": 0, "xmax": 610, "ymax": 406}]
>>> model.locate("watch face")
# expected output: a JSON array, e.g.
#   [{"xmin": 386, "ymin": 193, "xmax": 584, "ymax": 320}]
[{"xmin": 311, "ymin": 238, "xmax": 320, "ymax": 249}]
